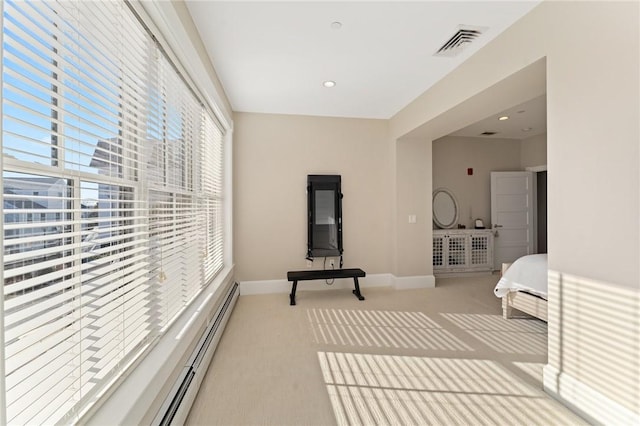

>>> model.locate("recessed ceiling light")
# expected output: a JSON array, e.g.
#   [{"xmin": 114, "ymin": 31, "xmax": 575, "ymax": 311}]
[
  {"xmin": 323, "ymin": 80, "xmax": 336, "ymax": 88},
  {"xmin": 331, "ymin": 21, "xmax": 342, "ymax": 30},
  {"xmin": 498, "ymin": 116, "xmax": 509, "ymax": 121},
  {"xmin": 521, "ymin": 127, "xmax": 533, "ymax": 132}
]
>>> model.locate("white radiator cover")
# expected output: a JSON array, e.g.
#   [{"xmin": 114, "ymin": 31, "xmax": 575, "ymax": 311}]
[
  {"xmin": 153, "ymin": 281, "xmax": 239, "ymax": 425},
  {"xmin": 84, "ymin": 267, "xmax": 238, "ymax": 425},
  {"xmin": 152, "ymin": 283, "xmax": 240, "ymax": 426}
]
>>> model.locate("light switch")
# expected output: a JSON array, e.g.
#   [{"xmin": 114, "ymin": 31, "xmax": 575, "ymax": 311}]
[{"xmin": 408, "ymin": 214, "xmax": 417, "ymax": 224}]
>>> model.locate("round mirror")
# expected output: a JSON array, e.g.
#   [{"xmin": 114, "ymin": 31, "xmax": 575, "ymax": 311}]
[{"xmin": 432, "ymin": 188, "xmax": 459, "ymax": 229}]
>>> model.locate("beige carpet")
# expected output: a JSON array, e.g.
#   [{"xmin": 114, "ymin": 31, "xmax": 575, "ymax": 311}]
[{"xmin": 186, "ymin": 275, "xmax": 586, "ymax": 425}]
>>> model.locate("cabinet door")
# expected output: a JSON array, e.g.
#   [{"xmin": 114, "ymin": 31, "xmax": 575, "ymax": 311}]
[
  {"xmin": 446, "ymin": 234, "xmax": 467, "ymax": 267},
  {"xmin": 433, "ymin": 235, "xmax": 444, "ymax": 268},
  {"xmin": 470, "ymin": 233, "xmax": 491, "ymax": 267}
]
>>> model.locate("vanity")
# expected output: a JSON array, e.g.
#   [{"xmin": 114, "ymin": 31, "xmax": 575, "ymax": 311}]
[{"xmin": 432, "ymin": 188, "xmax": 494, "ymax": 275}]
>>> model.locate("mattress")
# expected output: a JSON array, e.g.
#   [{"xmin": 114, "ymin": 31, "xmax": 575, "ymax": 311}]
[{"xmin": 494, "ymin": 254, "xmax": 548, "ymax": 300}]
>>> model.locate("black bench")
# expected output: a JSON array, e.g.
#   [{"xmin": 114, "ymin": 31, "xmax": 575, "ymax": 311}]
[{"xmin": 287, "ymin": 268, "xmax": 366, "ymax": 305}]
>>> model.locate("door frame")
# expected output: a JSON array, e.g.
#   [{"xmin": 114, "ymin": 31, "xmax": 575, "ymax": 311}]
[{"xmin": 527, "ymin": 165, "xmax": 548, "ymax": 255}]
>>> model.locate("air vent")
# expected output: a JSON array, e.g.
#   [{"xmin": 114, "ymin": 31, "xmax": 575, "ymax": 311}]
[
  {"xmin": 480, "ymin": 131, "xmax": 498, "ymax": 136},
  {"xmin": 435, "ymin": 25, "xmax": 487, "ymax": 57}
]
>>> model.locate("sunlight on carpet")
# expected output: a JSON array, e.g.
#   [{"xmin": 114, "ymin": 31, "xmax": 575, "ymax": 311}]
[
  {"xmin": 441, "ymin": 313, "xmax": 547, "ymax": 355},
  {"xmin": 307, "ymin": 308, "xmax": 473, "ymax": 351},
  {"xmin": 318, "ymin": 352, "xmax": 585, "ymax": 426}
]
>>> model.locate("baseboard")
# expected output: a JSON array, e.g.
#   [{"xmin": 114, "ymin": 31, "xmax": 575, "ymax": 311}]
[
  {"xmin": 240, "ymin": 273, "xmax": 394, "ymax": 295},
  {"xmin": 543, "ymin": 364, "xmax": 639, "ymax": 425},
  {"xmin": 393, "ymin": 275, "xmax": 436, "ymax": 290},
  {"xmin": 240, "ymin": 273, "xmax": 437, "ymax": 295},
  {"xmin": 434, "ymin": 271, "xmax": 494, "ymax": 278}
]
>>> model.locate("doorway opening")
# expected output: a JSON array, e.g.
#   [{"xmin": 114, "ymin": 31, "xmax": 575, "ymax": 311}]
[{"xmin": 536, "ymin": 170, "xmax": 547, "ymax": 254}]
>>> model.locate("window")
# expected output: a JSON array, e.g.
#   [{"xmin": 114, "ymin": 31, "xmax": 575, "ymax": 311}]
[{"xmin": 1, "ymin": 1, "xmax": 226, "ymax": 423}]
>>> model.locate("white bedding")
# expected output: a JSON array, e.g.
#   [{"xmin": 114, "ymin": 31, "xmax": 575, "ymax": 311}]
[{"xmin": 494, "ymin": 254, "xmax": 548, "ymax": 300}]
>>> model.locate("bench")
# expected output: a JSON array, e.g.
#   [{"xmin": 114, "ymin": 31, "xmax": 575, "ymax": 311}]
[{"xmin": 287, "ymin": 268, "xmax": 366, "ymax": 305}]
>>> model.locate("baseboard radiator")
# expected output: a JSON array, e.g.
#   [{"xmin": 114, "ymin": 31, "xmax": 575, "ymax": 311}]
[{"xmin": 152, "ymin": 282, "xmax": 239, "ymax": 426}]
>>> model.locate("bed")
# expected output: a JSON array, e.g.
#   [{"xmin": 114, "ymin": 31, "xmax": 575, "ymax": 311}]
[{"xmin": 494, "ymin": 254, "xmax": 548, "ymax": 321}]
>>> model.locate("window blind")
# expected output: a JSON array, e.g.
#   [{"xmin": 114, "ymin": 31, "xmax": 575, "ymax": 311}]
[
  {"xmin": 201, "ymin": 113, "xmax": 225, "ymax": 280},
  {"xmin": 1, "ymin": 0, "xmax": 226, "ymax": 423}
]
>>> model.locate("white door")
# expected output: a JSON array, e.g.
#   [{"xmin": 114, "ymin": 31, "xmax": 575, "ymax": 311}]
[{"xmin": 490, "ymin": 171, "xmax": 535, "ymax": 270}]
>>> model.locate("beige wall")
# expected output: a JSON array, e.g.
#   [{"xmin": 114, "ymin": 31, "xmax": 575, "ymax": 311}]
[
  {"xmin": 390, "ymin": 1, "xmax": 639, "ymax": 422},
  {"xmin": 544, "ymin": 1, "xmax": 638, "ymax": 287},
  {"xmin": 395, "ymin": 138, "xmax": 432, "ymax": 277},
  {"xmin": 432, "ymin": 133, "xmax": 547, "ymax": 230},
  {"xmin": 390, "ymin": 60, "xmax": 548, "ymax": 279},
  {"xmin": 233, "ymin": 112, "xmax": 392, "ymax": 282},
  {"xmin": 432, "ymin": 136, "xmax": 521, "ymax": 229},
  {"xmin": 520, "ymin": 132, "xmax": 547, "ymax": 169}
]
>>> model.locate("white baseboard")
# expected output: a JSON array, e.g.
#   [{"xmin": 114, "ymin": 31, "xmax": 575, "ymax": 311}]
[
  {"xmin": 543, "ymin": 364, "xmax": 639, "ymax": 425},
  {"xmin": 393, "ymin": 275, "xmax": 436, "ymax": 290},
  {"xmin": 240, "ymin": 273, "xmax": 436, "ymax": 295},
  {"xmin": 240, "ymin": 273, "xmax": 394, "ymax": 296},
  {"xmin": 434, "ymin": 271, "xmax": 494, "ymax": 278}
]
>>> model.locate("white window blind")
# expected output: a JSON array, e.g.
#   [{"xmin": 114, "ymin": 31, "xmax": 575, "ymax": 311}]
[
  {"xmin": 1, "ymin": 0, "xmax": 226, "ymax": 423},
  {"xmin": 201, "ymin": 113, "xmax": 225, "ymax": 281}
]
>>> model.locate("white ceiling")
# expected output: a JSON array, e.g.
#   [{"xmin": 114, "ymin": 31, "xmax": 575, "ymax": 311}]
[
  {"xmin": 185, "ymin": 1, "xmax": 542, "ymax": 120},
  {"xmin": 449, "ymin": 94, "xmax": 547, "ymax": 140}
]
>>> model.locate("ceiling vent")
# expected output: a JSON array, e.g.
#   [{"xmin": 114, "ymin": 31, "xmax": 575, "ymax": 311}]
[
  {"xmin": 480, "ymin": 131, "xmax": 498, "ymax": 136},
  {"xmin": 435, "ymin": 25, "xmax": 487, "ymax": 57}
]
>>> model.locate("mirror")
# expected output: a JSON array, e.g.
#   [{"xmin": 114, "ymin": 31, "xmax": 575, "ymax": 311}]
[
  {"xmin": 307, "ymin": 175, "xmax": 343, "ymax": 258},
  {"xmin": 433, "ymin": 187, "xmax": 458, "ymax": 229}
]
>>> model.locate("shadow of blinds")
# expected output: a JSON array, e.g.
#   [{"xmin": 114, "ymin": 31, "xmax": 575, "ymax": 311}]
[
  {"xmin": 307, "ymin": 308, "xmax": 472, "ymax": 351},
  {"xmin": 318, "ymin": 352, "xmax": 585, "ymax": 426}
]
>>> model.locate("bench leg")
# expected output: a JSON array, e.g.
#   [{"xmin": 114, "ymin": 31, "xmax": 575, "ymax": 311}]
[
  {"xmin": 290, "ymin": 281, "xmax": 298, "ymax": 306},
  {"xmin": 352, "ymin": 277, "xmax": 365, "ymax": 301}
]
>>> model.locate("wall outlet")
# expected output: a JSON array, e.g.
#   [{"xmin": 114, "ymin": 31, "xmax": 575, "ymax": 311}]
[
  {"xmin": 329, "ymin": 259, "xmax": 335, "ymax": 268},
  {"xmin": 306, "ymin": 259, "xmax": 312, "ymax": 268}
]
